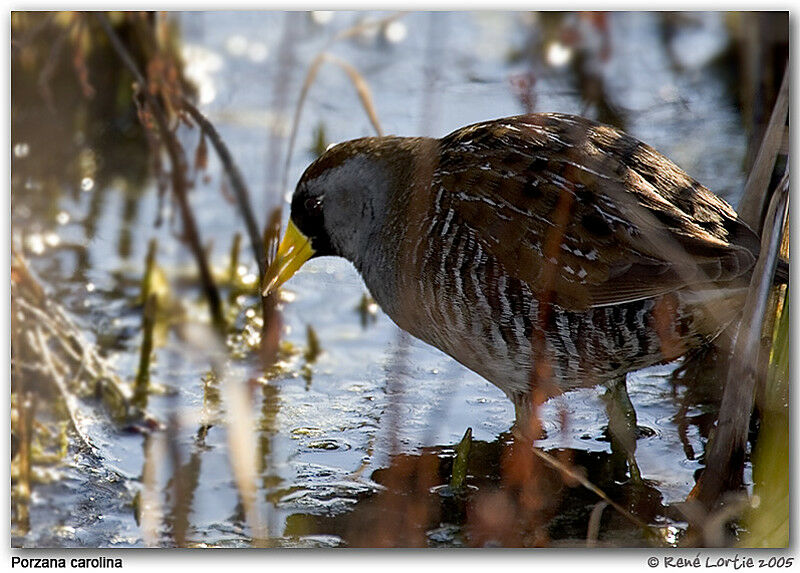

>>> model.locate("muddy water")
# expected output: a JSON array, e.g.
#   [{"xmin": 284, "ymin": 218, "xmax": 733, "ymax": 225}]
[{"xmin": 12, "ymin": 12, "xmax": 749, "ymax": 547}]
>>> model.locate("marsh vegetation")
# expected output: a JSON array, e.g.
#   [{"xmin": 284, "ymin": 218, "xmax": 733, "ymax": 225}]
[{"xmin": 11, "ymin": 11, "xmax": 788, "ymax": 547}]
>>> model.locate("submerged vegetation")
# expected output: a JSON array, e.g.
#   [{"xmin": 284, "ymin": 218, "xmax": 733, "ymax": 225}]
[{"xmin": 11, "ymin": 11, "xmax": 789, "ymax": 547}]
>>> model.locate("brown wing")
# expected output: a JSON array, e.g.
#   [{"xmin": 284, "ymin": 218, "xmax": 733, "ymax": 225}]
[{"xmin": 434, "ymin": 113, "xmax": 758, "ymax": 311}]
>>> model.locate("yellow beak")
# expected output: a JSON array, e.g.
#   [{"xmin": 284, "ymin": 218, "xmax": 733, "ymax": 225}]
[{"xmin": 261, "ymin": 219, "xmax": 315, "ymax": 296}]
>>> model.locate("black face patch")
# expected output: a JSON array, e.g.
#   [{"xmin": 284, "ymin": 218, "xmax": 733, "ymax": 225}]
[{"xmin": 291, "ymin": 183, "xmax": 336, "ymax": 257}]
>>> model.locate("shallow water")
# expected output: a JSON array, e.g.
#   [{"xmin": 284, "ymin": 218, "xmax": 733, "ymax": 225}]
[{"xmin": 12, "ymin": 11, "xmax": 751, "ymax": 547}]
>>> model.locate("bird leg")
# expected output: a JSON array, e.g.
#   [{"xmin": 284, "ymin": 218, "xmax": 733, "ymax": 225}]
[
  {"xmin": 602, "ymin": 376, "xmax": 643, "ymax": 484},
  {"xmin": 512, "ymin": 393, "xmax": 547, "ymax": 441}
]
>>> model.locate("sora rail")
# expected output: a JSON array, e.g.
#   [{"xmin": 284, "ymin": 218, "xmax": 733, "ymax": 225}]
[{"xmin": 264, "ymin": 113, "xmax": 761, "ymax": 421}]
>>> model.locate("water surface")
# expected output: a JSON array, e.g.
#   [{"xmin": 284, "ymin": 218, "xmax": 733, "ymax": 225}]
[{"xmin": 11, "ymin": 11, "xmax": 749, "ymax": 547}]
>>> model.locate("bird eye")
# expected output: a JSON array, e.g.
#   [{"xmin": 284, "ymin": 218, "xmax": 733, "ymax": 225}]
[{"xmin": 304, "ymin": 197, "xmax": 322, "ymax": 213}]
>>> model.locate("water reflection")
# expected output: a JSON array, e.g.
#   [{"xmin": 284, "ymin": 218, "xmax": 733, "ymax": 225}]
[
  {"xmin": 281, "ymin": 433, "xmax": 671, "ymax": 547},
  {"xmin": 12, "ymin": 15, "xmax": 151, "ymax": 293},
  {"xmin": 12, "ymin": 11, "xmax": 782, "ymax": 547}
]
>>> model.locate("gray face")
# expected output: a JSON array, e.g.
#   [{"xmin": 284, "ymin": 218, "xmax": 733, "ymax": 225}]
[{"xmin": 293, "ymin": 146, "xmax": 391, "ymax": 271}]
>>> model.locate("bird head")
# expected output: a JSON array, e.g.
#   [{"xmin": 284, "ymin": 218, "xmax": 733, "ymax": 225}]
[{"xmin": 262, "ymin": 136, "xmax": 419, "ymax": 296}]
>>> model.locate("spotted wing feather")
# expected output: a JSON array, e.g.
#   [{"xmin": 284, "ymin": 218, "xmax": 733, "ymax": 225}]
[{"xmin": 434, "ymin": 113, "xmax": 758, "ymax": 311}]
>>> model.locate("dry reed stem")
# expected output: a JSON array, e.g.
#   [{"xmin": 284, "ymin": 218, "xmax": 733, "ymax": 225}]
[
  {"xmin": 529, "ymin": 184, "xmax": 575, "ymax": 399},
  {"xmin": 738, "ymin": 62, "xmax": 789, "ymax": 233},
  {"xmin": 284, "ymin": 51, "xmax": 383, "ymax": 193},
  {"xmin": 140, "ymin": 433, "xmax": 166, "ymax": 546},
  {"xmin": 282, "ymin": 14, "xmax": 397, "ymax": 193},
  {"xmin": 34, "ymin": 327, "xmax": 95, "ymax": 452},
  {"xmin": 694, "ymin": 170, "xmax": 789, "ymax": 509},
  {"xmin": 228, "ymin": 232, "xmax": 242, "ymax": 284},
  {"xmin": 586, "ymin": 500, "xmax": 609, "ymax": 547},
  {"xmin": 331, "ymin": 12, "xmax": 405, "ymax": 44},
  {"xmin": 222, "ymin": 371, "xmax": 269, "ymax": 545},
  {"xmin": 140, "ymin": 238, "xmax": 158, "ymax": 303},
  {"xmin": 13, "ymin": 252, "xmax": 134, "ymax": 417},
  {"xmin": 70, "ymin": 13, "xmax": 95, "ymax": 99},
  {"xmin": 263, "ymin": 13, "xmax": 297, "ymax": 205},
  {"xmin": 179, "ymin": 323, "xmax": 269, "ymax": 545},
  {"xmin": 259, "ymin": 207, "xmax": 283, "ymax": 367},
  {"xmin": 14, "ymin": 394, "xmax": 35, "ymax": 534},
  {"xmin": 164, "ymin": 414, "xmax": 190, "ymax": 546},
  {"xmin": 323, "ymin": 54, "xmax": 383, "ymax": 137}
]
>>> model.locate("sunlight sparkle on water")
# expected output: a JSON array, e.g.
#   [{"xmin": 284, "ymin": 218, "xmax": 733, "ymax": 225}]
[
  {"xmin": 662, "ymin": 526, "xmax": 681, "ymax": 545},
  {"xmin": 546, "ymin": 41, "xmax": 572, "ymax": 67},
  {"xmin": 384, "ymin": 21, "xmax": 408, "ymax": 44},
  {"xmin": 27, "ymin": 234, "xmax": 45, "ymax": 255},
  {"xmin": 44, "ymin": 232, "xmax": 60, "ymax": 247},
  {"xmin": 182, "ymin": 44, "xmax": 222, "ymax": 105}
]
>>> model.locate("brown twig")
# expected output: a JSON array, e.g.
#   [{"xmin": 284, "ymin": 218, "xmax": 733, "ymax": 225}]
[
  {"xmin": 530, "ymin": 447, "xmax": 650, "ymax": 531},
  {"xmin": 259, "ymin": 208, "xmax": 283, "ymax": 367},
  {"xmin": 181, "ymin": 98, "xmax": 266, "ymax": 279},
  {"xmin": 94, "ymin": 11, "xmax": 225, "ymax": 329}
]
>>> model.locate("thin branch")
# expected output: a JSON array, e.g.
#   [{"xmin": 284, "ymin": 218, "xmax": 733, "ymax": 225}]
[
  {"xmin": 182, "ymin": 98, "xmax": 266, "ymax": 279},
  {"xmin": 530, "ymin": 447, "xmax": 650, "ymax": 531},
  {"xmin": 94, "ymin": 11, "xmax": 225, "ymax": 329}
]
